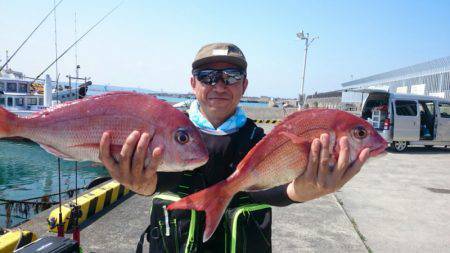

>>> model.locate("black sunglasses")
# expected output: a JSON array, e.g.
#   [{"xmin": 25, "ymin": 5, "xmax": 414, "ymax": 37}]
[{"xmin": 192, "ymin": 68, "xmax": 246, "ymax": 86}]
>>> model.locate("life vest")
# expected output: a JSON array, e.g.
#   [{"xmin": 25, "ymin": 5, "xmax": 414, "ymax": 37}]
[{"xmin": 137, "ymin": 119, "xmax": 272, "ymax": 253}]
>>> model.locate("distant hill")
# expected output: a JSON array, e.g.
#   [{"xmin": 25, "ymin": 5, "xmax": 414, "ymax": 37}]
[{"xmin": 87, "ymin": 84, "xmax": 157, "ymax": 95}]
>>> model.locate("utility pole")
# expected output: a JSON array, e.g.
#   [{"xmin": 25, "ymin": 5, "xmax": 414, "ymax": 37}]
[{"xmin": 296, "ymin": 30, "xmax": 318, "ymax": 109}]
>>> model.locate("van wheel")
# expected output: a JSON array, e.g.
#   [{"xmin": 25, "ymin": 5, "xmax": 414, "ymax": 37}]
[{"xmin": 393, "ymin": 141, "xmax": 408, "ymax": 152}]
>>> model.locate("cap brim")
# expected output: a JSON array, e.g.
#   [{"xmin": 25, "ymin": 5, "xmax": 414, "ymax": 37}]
[{"xmin": 192, "ymin": 56, "xmax": 247, "ymax": 70}]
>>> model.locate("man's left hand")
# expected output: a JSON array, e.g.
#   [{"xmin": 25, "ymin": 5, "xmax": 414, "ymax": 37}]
[{"xmin": 287, "ymin": 133, "xmax": 370, "ymax": 202}]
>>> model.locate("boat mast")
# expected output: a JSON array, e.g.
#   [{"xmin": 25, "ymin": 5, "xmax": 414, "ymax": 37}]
[{"xmin": 53, "ymin": 0, "xmax": 60, "ymax": 103}]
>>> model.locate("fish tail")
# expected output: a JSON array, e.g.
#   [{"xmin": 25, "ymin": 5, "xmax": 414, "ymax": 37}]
[
  {"xmin": 0, "ymin": 106, "xmax": 18, "ymax": 138},
  {"xmin": 167, "ymin": 181, "xmax": 234, "ymax": 242}
]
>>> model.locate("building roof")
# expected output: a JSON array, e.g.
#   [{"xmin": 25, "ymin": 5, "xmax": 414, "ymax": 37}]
[
  {"xmin": 307, "ymin": 90, "xmax": 342, "ymax": 99},
  {"xmin": 342, "ymin": 56, "xmax": 450, "ymax": 87}
]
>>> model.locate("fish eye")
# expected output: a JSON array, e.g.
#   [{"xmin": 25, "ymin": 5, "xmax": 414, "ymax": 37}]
[
  {"xmin": 175, "ymin": 129, "xmax": 190, "ymax": 144},
  {"xmin": 353, "ymin": 126, "xmax": 368, "ymax": 139}
]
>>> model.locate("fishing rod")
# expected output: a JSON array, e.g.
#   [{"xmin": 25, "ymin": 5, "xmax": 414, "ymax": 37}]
[
  {"xmin": 29, "ymin": 0, "xmax": 125, "ymax": 85},
  {"xmin": 0, "ymin": 0, "xmax": 64, "ymax": 73},
  {"xmin": 53, "ymin": 0, "xmax": 65, "ymax": 238},
  {"xmin": 57, "ymin": 159, "xmax": 64, "ymax": 237},
  {"xmin": 72, "ymin": 161, "xmax": 80, "ymax": 243},
  {"xmin": 72, "ymin": 11, "xmax": 81, "ymax": 243}
]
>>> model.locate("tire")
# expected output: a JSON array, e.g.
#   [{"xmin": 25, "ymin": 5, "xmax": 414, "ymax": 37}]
[{"xmin": 392, "ymin": 141, "xmax": 408, "ymax": 152}]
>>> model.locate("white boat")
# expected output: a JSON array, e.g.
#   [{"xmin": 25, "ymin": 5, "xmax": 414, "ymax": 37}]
[
  {"xmin": 172, "ymin": 99, "xmax": 192, "ymax": 112},
  {"xmin": 0, "ymin": 66, "xmax": 90, "ymax": 116}
]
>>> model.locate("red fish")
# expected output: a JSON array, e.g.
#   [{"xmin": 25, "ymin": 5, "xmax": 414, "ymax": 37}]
[
  {"xmin": 0, "ymin": 91, "xmax": 208, "ymax": 172},
  {"xmin": 167, "ymin": 109, "xmax": 388, "ymax": 241}
]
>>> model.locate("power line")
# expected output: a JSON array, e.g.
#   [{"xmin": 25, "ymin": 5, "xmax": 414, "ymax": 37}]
[
  {"xmin": 0, "ymin": 0, "xmax": 64, "ymax": 72},
  {"xmin": 30, "ymin": 0, "xmax": 124, "ymax": 85}
]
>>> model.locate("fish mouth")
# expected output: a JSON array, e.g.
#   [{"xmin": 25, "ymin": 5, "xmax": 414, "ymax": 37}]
[
  {"xmin": 369, "ymin": 142, "xmax": 389, "ymax": 157},
  {"xmin": 184, "ymin": 156, "xmax": 209, "ymax": 170}
]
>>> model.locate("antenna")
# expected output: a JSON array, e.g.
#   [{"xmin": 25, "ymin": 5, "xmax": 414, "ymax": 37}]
[
  {"xmin": 53, "ymin": 0, "xmax": 60, "ymax": 103},
  {"xmin": 74, "ymin": 12, "xmax": 79, "ymax": 85}
]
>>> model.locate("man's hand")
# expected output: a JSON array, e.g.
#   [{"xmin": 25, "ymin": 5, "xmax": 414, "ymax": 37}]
[
  {"xmin": 99, "ymin": 130, "xmax": 163, "ymax": 196},
  {"xmin": 287, "ymin": 133, "xmax": 370, "ymax": 202}
]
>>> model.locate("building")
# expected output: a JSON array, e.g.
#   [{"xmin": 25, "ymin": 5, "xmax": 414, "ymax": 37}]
[
  {"xmin": 342, "ymin": 56, "xmax": 450, "ymax": 101},
  {"xmin": 304, "ymin": 91, "xmax": 342, "ymax": 109}
]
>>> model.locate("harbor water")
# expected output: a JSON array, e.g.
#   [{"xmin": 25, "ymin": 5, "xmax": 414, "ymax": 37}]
[{"xmin": 0, "ymin": 140, "xmax": 108, "ymax": 228}]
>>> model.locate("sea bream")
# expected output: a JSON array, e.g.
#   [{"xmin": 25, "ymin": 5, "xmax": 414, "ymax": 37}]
[
  {"xmin": 167, "ymin": 109, "xmax": 388, "ymax": 241},
  {"xmin": 0, "ymin": 91, "xmax": 208, "ymax": 172}
]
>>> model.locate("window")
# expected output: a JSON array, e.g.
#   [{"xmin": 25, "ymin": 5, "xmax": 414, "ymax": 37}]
[
  {"xmin": 0, "ymin": 97, "xmax": 4, "ymax": 105},
  {"xmin": 28, "ymin": 98, "xmax": 38, "ymax": 105},
  {"xmin": 0, "ymin": 82, "xmax": 4, "ymax": 91},
  {"xmin": 439, "ymin": 103, "xmax": 450, "ymax": 118},
  {"xmin": 19, "ymin": 83, "xmax": 28, "ymax": 93},
  {"xmin": 7, "ymin": 97, "xmax": 13, "ymax": 106},
  {"xmin": 15, "ymin": 98, "xmax": 24, "ymax": 106},
  {"xmin": 7, "ymin": 83, "xmax": 17, "ymax": 92},
  {"xmin": 425, "ymin": 102, "xmax": 435, "ymax": 115},
  {"xmin": 39, "ymin": 98, "xmax": 44, "ymax": 105},
  {"xmin": 395, "ymin": 100, "xmax": 417, "ymax": 116}
]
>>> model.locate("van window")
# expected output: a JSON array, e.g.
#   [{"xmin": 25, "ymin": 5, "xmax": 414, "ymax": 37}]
[
  {"xmin": 395, "ymin": 100, "xmax": 417, "ymax": 116},
  {"xmin": 425, "ymin": 102, "xmax": 435, "ymax": 115},
  {"xmin": 439, "ymin": 103, "xmax": 450, "ymax": 118}
]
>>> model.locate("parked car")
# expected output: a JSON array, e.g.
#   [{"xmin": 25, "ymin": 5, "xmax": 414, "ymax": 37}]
[{"xmin": 360, "ymin": 90, "xmax": 450, "ymax": 152}]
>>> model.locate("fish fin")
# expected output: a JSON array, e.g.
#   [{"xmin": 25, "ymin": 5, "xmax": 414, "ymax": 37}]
[
  {"xmin": 0, "ymin": 106, "xmax": 18, "ymax": 138},
  {"xmin": 167, "ymin": 181, "xmax": 232, "ymax": 242},
  {"xmin": 279, "ymin": 131, "xmax": 310, "ymax": 147},
  {"xmin": 39, "ymin": 143, "xmax": 77, "ymax": 161}
]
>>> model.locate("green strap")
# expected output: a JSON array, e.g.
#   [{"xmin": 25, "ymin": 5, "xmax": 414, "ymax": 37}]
[
  {"xmin": 153, "ymin": 193, "xmax": 181, "ymax": 202},
  {"xmin": 230, "ymin": 204, "xmax": 271, "ymax": 253},
  {"xmin": 185, "ymin": 210, "xmax": 197, "ymax": 253}
]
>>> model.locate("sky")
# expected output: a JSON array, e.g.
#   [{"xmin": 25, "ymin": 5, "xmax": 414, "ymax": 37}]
[{"xmin": 1, "ymin": 0, "xmax": 450, "ymax": 98}]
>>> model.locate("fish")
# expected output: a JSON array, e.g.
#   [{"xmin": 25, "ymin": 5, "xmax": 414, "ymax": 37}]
[
  {"xmin": 167, "ymin": 109, "xmax": 388, "ymax": 241},
  {"xmin": 0, "ymin": 91, "xmax": 209, "ymax": 172}
]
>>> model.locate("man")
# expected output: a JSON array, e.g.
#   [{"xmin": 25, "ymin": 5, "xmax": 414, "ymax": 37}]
[{"xmin": 99, "ymin": 43, "xmax": 370, "ymax": 252}]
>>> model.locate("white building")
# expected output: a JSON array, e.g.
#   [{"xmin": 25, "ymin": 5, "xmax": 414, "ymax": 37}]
[{"xmin": 342, "ymin": 56, "xmax": 450, "ymax": 102}]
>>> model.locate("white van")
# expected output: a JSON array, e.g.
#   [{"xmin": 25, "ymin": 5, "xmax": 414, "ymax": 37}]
[{"xmin": 360, "ymin": 90, "xmax": 450, "ymax": 152}]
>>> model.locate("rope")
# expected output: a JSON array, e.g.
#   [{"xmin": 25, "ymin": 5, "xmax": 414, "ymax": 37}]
[
  {"xmin": 0, "ymin": 187, "xmax": 85, "ymax": 205},
  {"xmin": 30, "ymin": 0, "xmax": 124, "ymax": 84},
  {"xmin": 0, "ymin": 0, "xmax": 64, "ymax": 72}
]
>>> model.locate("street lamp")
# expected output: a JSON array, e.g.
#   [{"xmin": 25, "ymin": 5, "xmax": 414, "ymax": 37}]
[{"xmin": 297, "ymin": 30, "xmax": 318, "ymax": 109}]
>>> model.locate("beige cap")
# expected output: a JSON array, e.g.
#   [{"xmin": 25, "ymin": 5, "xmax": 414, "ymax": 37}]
[{"xmin": 192, "ymin": 43, "xmax": 247, "ymax": 70}]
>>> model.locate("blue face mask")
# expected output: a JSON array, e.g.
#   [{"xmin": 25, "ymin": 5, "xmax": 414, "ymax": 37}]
[{"xmin": 188, "ymin": 100, "xmax": 247, "ymax": 135}]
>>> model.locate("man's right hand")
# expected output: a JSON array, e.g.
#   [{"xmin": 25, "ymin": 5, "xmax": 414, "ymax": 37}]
[{"xmin": 99, "ymin": 130, "xmax": 163, "ymax": 196}]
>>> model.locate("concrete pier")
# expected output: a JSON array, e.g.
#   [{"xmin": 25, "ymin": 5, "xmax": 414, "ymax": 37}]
[{"xmin": 17, "ymin": 121, "xmax": 450, "ymax": 252}]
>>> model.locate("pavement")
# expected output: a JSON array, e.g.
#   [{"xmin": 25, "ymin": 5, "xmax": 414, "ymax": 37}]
[
  {"xmin": 18, "ymin": 123, "xmax": 450, "ymax": 252},
  {"xmin": 335, "ymin": 147, "xmax": 450, "ymax": 253}
]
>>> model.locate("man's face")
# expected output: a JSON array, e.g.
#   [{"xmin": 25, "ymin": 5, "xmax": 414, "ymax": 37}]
[{"xmin": 190, "ymin": 62, "xmax": 248, "ymax": 121}]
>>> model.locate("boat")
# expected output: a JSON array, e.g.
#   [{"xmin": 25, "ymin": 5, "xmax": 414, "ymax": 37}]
[
  {"xmin": 0, "ymin": 64, "xmax": 91, "ymax": 116},
  {"xmin": 172, "ymin": 99, "xmax": 192, "ymax": 112}
]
